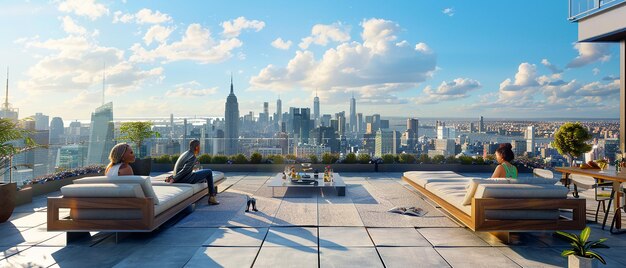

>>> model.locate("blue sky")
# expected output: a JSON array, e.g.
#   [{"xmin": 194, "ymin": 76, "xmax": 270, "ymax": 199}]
[{"xmin": 0, "ymin": 0, "xmax": 620, "ymax": 121}]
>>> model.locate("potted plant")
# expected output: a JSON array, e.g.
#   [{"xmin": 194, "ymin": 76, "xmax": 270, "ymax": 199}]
[
  {"xmin": 556, "ymin": 226, "xmax": 609, "ymax": 268},
  {"xmin": 119, "ymin": 121, "xmax": 160, "ymax": 175},
  {"xmin": 0, "ymin": 118, "xmax": 39, "ymax": 222},
  {"xmin": 551, "ymin": 122, "xmax": 592, "ymax": 167}
]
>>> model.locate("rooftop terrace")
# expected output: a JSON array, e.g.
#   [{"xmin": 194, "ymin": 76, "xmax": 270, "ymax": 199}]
[{"xmin": 1, "ymin": 172, "xmax": 626, "ymax": 267}]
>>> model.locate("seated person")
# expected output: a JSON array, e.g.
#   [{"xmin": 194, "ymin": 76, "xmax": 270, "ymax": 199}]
[
  {"xmin": 105, "ymin": 143, "xmax": 135, "ymax": 177},
  {"xmin": 167, "ymin": 139, "xmax": 220, "ymax": 205},
  {"xmin": 491, "ymin": 143, "xmax": 517, "ymax": 179}
]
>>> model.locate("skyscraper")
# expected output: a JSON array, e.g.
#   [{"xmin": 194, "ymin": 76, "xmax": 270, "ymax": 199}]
[
  {"xmin": 276, "ymin": 97, "xmax": 282, "ymax": 123},
  {"xmin": 0, "ymin": 68, "xmax": 18, "ymax": 122},
  {"xmin": 224, "ymin": 75, "xmax": 240, "ymax": 155},
  {"xmin": 86, "ymin": 102, "xmax": 114, "ymax": 165},
  {"xmin": 357, "ymin": 113, "xmax": 363, "ymax": 133},
  {"xmin": 478, "ymin": 116, "xmax": 484, "ymax": 133},
  {"xmin": 526, "ymin": 125, "xmax": 535, "ymax": 155},
  {"xmin": 49, "ymin": 117, "xmax": 64, "ymax": 144},
  {"xmin": 349, "ymin": 93, "xmax": 357, "ymax": 132},
  {"xmin": 313, "ymin": 91, "xmax": 320, "ymax": 122},
  {"xmin": 33, "ymin": 113, "xmax": 49, "ymax": 130}
]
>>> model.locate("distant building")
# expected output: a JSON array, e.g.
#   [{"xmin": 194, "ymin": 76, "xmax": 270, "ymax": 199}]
[
  {"xmin": 224, "ymin": 76, "xmax": 240, "ymax": 155},
  {"xmin": 511, "ymin": 140, "xmax": 527, "ymax": 157},
  {"xmin": 313, "ymin": 92, "xmax": 320, "ymax": 123},
  {"xmin": 276, "ymin": 97, "xmax": 282, "ymax": 123},
  {"xmin": 433, "ymin": 139, "xmax": 456, "ymax": 157},
  {"xmin": 349, "ymin": 94, "xmax": 357, "ymax": 132},
  {"xmin": 356, "ymin": 113, "xmax": 363, "ymax": 133},
  {"xmin": 86, "ymin": 102, "xmax": 114, "ymax": 165},
  {"xmin": 0, "ymin": 68, "xmax": 18, "ymax": 122},
  {"xmin": 526, "ymin": 125, "xmax": 535, "ymax": 155},
  {"xmin": 56, "ymin": 144, "xmax": 87, "ymax": 169},
  {"xmin": 295, "ymin": 144, "xmax": 331, "ymax": 159},
  {"xmin": 33, "ymin": 113, "xmax": 49, "ymax": 130},
  {"xmin": 254, "ymin": 147, "xmax": 283, "ymax": 157},
  {"xmin": 320, "ymin": 114, "xmax": 331, "ymax": 127},
  {"xmin": 478, "ymin": 116, "xmax": 484, "ymax": 133},
  {"xmin": 375, "ymin": 129, "xmax": 400, "ymax": 157},
  {"xmin": 49, "ymin": 117, "xmax": 64, "ymax": 144}
]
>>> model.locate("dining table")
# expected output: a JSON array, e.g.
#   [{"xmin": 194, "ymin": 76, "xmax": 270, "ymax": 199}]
[{"xmin": 555, "ymin": 167, "xmax": 626, "ymax": 230}]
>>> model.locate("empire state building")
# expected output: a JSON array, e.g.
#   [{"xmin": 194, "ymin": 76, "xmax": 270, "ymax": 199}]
[{"xmin": 224, "ymin": 75, "xmax": 239, "ymax": 155}]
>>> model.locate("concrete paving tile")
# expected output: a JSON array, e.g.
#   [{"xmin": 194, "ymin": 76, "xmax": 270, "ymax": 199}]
[
  {"xmin": 0, "ymin": 226, "xmax": 62, "ymax": 247},
  {"xmin": 497, "ymin": 247, "xmax": 565, "ymax": 268},
  {"xmin": 7, "ymin": 212, "xmax": 48, "ymax": 228},
  {"xmin": 203, "ymin": 228, "xmax": 268, "ymax": 247},
  {"xmin": 253, "ymin": 246, "xmax": 318, "ymax": 268},
  {"xmin": 264, "ymin": 227, "xmax": 317, "ymax": 247},
  {"xmin": 0, "ymin": 246, "xmax": 24, "ymax": 260},
  {"xmin": 226, "ymin": 196, "xmax": 281, "ymax": 227},
  {"xmin": 436, "ymin": 247, "xmax": 521, "ymax": 268},
  {"xmin": 0, "ymin": 223, "xmax": 22, "ymax": 239},
  {"xmin": 474, "ymin": 232, "xmax": 550, "ymax": 247},
  {"xmin": 46, "ymin": 244, "xmax": 137, "ymax": 267},
  {"xmin": 148, "ymin": 227, "xmax": 219, "ymax": 246},
  {"xmin": 418, "ymin": 228, "xmax": 489, "ymax": 247},
  {"xmin": 319, "ymin": 227, "xmax": 373, "ymax": 247},
  {"xmin": 273, "ymin": 198, "xmax": 317, "ymax": 226},
  {"xmin": 184, "ymin": 246, "xmax": 259, "ymax": 268},
  {"xmin": 367, "ymin": 227, "xmax": 431, "ymax": 247},
  {"xmin": 176, "ymin": 211, "xmax": 239, "ymax": 228},
  {"xmin": 12, "ymin": 196, "xmax": 49, "ymax": 213},
  {"xmin": 318, "ymin": 203, "xmax": 363, "ymax": 226},
  {"xmin": 0, "ymin": 246, "xmax": 63, "ymax": 268},
  {"xmin": 113, "ymin": 245, "xmax": 199, "ymax": 268},
  {"xmin": 319, "ymin": 247, "xmax": 383, "ymax": 268},
  {"xmin": 377, "ymin": 247, "xmax": 450, "ymax": 268}
]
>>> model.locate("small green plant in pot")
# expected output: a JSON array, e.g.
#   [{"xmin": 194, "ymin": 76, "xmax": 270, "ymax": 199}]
[{"xmin": 556, "ymin": 226, "xmax": 608, "ymax": 268}]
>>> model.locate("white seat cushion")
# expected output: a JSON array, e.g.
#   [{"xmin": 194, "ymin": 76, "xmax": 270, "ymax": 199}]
[
  {"xmin": 403, "ymin": 171, "xmax": 467, "ymax": 187},
  {"xmin": 153, "ymin": 185, "xmax": 194, "ymax": 215},
  {"xmin": 475, "ymin": 184, "xmax": 568, "ymax": 199},
  {"xmin": 62, "ymin": 183, "xmax": 145, "ymax": 198},
  {"xmin": 74, "ymin": 175, "xmax": 160, "ymax": 205},
  {"xmin": 533, "ymin": 168, "xmax": 554, "ymax": 179},
  {"xmin": 425, "ymin": 181, "xmax": 471, "ymax": 215},
  {"xmin": 150, "ymin": 171, "xmax": 226, "ymax": 194}
]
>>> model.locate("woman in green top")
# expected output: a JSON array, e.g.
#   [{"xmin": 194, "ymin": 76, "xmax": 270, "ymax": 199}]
[{"xmin": 491, "ymin": 143, "xmax": 517, "ymax": 179}]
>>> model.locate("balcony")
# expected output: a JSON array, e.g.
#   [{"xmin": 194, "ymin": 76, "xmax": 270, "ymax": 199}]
[
  {"xmin": 569, "ymin": 0, "xmax": 626, "ymax": 21},
  {"xmin": 2, "ymin": 170, "xmax": 626, "ymax": 267}
]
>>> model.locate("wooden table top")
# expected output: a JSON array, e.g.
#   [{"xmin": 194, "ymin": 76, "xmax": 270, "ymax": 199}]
[{"xmin": 555, "ymin": 167, "xmax": 626, "ymax": 183}]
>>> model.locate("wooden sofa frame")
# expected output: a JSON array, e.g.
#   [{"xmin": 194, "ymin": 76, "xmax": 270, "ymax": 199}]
[
  {"xmin": 47, "ymin": 180, "xmax": 223, "ymax": 237},
  {"xmin": 402, "ymin": 176, "xmax": 586, "ymax": 233}
]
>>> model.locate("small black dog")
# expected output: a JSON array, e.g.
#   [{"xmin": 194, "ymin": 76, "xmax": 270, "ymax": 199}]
[{"xmin": 245, "ymin": 195, "xmax": 258, "ymax": 212}]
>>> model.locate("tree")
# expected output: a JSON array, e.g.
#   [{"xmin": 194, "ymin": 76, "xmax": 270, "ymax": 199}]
[
  {"xmin": 382, "ymin": 154, "xmax": 395, "ymax": 164},
  {"xmin": 398, "ymin": 153, "xmax": 416, "ymax": 164},
  {"xmin": 418, "ymin": 154, "xmax": 431, "ymax": 164},
  {"xmin": 344, "ymin": 153, "xmax": 357, "ymax": 164},
  {"xmin": 357, "ymin": 154, "xmax": 371, "ymax": 164},
  {"xmin": 0, "ymin": 118, "xmax": 39, "ymax": 182},
  {"xmin": 231, "ymin": 154, "xmax": 248, "ymax": 164},
  {"xmin": 551, "ymin": 122, "xmax": 592, "ymax": 165},
  {"xmin": 432, "ymin": 155, "xmax": 445, "ymax": 164},
  {"xmin": 197, "ymin": 154, "xmax": 212, "ymax": 164},
  {"xmin": 322, "ymin": 153, "xmax": 338, "ymax": 164},
  {"xmin": 119, "ymin": 122, "xmax": 159, "ymax": 158},
  {"xmin": 308, "ymin": 155, "xmax": 319, "ymax": 164},
  {"xmin": 250, "ymin": 152, "xmax": 263, "ymax": 164}
]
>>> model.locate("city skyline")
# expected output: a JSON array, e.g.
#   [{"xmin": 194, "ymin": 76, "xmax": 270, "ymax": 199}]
[{"xmin": 0, "ymin": 0, "xmax": 622, "ymax": 121}]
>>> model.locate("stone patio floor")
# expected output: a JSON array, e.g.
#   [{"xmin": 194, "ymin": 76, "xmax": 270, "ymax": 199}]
[{"xmin": 1, "ymin": 172, "xmax": 626, "ymax": 267}]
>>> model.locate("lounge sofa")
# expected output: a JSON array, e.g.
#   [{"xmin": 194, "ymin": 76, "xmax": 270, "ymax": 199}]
[
  {"xmin": 402, "ymin": 171, "xmax": 585, "ymax": 235},
  {"xmin": 47, "ymin": 171, "xmax": 225, "ymax": 236}
]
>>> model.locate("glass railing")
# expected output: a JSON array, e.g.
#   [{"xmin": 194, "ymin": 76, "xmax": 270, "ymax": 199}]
[{"xmin": 569, "ymin": 0, "xmax": 626, "ymax": 21}]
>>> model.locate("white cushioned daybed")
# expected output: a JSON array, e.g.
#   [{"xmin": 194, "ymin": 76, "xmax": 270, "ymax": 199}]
[
  {"xmin": 402, "ymin": 171, "xmax": 585, "ymax": 233},
  {"xmin": 47, "ymin": 171, "xmax": 225, "ymax": 234}
]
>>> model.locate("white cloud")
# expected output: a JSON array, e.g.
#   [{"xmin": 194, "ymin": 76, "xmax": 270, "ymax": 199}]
[
  {"xmin": 130, "ymin": 23, "xmax": 243, "ymax": 64},
  {"xmin": 567, "ymin": 43, "xmax": 611, "ymax": 68},
  {"xmin": 271, "ymin": 38, "xmax": 292, "ymax": 50},
  {"xmin": 58, "ymin": 0, "xmax": 109, "ymax": 20},
  {"xmin": 416, "ymin": 78, "xmax": 481, "ymax": 104},
  {"xmin": 443, "ymin": 8, "xmax": 454, "ymax": 17},
  {"xmin": 165, "ymin": 81, "xmax": 218, "ymax": 97},
  {"xmin": 592, "ymin": 67, "xmax": 600, "ymax": 75},
  {"xmin": 113, "ymin": 8, "xmax": 172, "ymax": 24},
  {"xmin": 18, "ymin": 34, "xmax": 163, "ymax": 95},
  {"xmin": 221, "ymin": 16, "xmax": 265, "ymax": 38},
  {"xmin": 299, "ymin": 22, "xmax": 351, "ymax": 49},
  {"xmin": 61, "ymin": 16, "xmax": 86, "ymax": 35},
  {"xmin": 250, "ymin": 18, "xmax": 436, "ymax": 105},
  {"xmin": 499, "ymin": 62, "xmax": 540, "ymax": 92},
  {"xmin": 143, "ymin": 25, "xmax": 174, "ymax": 45},
  {"xmin": 540, "ymin": 58, "xmax": 563, "ymax": 74}
]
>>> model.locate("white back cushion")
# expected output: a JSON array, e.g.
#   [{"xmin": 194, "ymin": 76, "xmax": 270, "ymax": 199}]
[{"xmin": 74, "ymin": 175, "xmax": 159, "ymax": 205}]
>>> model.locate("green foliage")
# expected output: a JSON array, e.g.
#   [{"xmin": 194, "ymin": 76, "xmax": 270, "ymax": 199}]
[
  {"xmin": 398, "ymin": 153, "xmax": 416, "ymax": 164},
  {"xmin": 432, "ymin": 155, "xmax": 445, "ymax": 164},
  {"xmin": 250, "ymin": 152, "xmax": 263, "ymax": 164},
  {"xmin": 344, "ymin": 153, "xmax": 357, "ymax": 164},
  {"xmin": 458, "ymin": 155, "xmax": 473, "ymax": 165},
  {"xmin": 551, "ymin": 122, "xmax": 592, "ymax": 160},
  {"xmin": 231, "ymin": 154, "xmax": 248, "ymax": 164},
  {"xmin": 119, "ymin": 122, "xmax": 159, "ymax": 158},
  {"xmin": 267, "ymin": 155, "xmax": 284, "ymax": 164},
  {"xmin": 322, "ymin": 153, "xmax": 339, "ymax": 164},
  {"xmin": 154, "ymin": 154, "xmax": 171, "ymax": 164},
  {"xmin": 197, "ymin": 154, "xmax": 212, "ymax": 164},
  {"xmin": 418, "ymin": 154, "xmax": 431, "ymax": 164},
  {"xmin": 484, "ymin": 154, "xmax": 496, "ymax": 162},
  {"xmin": 446, "ymin": 155, "xmax": 458, "ymax": 164},
  {"xmin": 0, "ymin": 118, "xmax": 35, "ymax": 158},
  {"xmin": 475, "ymin": 156, "xmax": 485, "ymax": 165},
  {"xmin": 358, "ymin": 153, "xmax": 371, "ymax": 164},
  {"xmin": 285, "ymin": 154, "xmax": 297, "ymax": 160},
  {"xmin": 381, "ymin": 154, "xmax": 395, "ymax": 164},
  {"xmin": 211, "ymin": 155, "xmax": 228, "ymax": 164},
  {"xmin": 308, "ymin": 155, "xmax": 319, "ymax": 164},
  {"xmin": 555, "ymin": 227, "xmax": 609, "ymax": 264},
  {"xmin": 170, "ymin": 154, "xmax": 180, "ymax": 164}
]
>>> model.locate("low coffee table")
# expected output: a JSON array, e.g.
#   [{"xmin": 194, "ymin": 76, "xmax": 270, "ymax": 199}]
[{"xmin": 268, "ymin": 173, "xmax": 346, "ymax": 197}]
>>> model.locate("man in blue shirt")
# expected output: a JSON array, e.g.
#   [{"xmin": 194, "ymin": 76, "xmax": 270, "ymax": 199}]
[{"xmin": 167, "ymin": 139, "xmax": 220, "ymax": 205}]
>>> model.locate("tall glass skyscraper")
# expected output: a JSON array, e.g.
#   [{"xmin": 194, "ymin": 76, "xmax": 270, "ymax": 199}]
[
  {"xmin": 313, "ymin": 91, "xmax": 320, "ymax": 123},
  {"xmin": 86, "ymin": 102, "xmax": 114, "ymax": 165},
  {"xmin": 225, "ymin": 76, "xmax": 240, "ymax": 155},
  {"xmin": 349, "ymin": 94, "xmax": 356, "ymax": 132}
]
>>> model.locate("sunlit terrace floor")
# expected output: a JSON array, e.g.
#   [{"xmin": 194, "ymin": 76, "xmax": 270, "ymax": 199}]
[{"xmin": 1, "ymin": 172, "xmax": 626, "ymax": 267}]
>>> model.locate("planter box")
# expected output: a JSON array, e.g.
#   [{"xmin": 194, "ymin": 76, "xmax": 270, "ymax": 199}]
[
  {"xmin": 15, "ymin": 187, "xmax": 33, "ymax": 206},
  {"xmin": 24, "ymin": 173, "xmax": 104, "ymax": 198}
]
